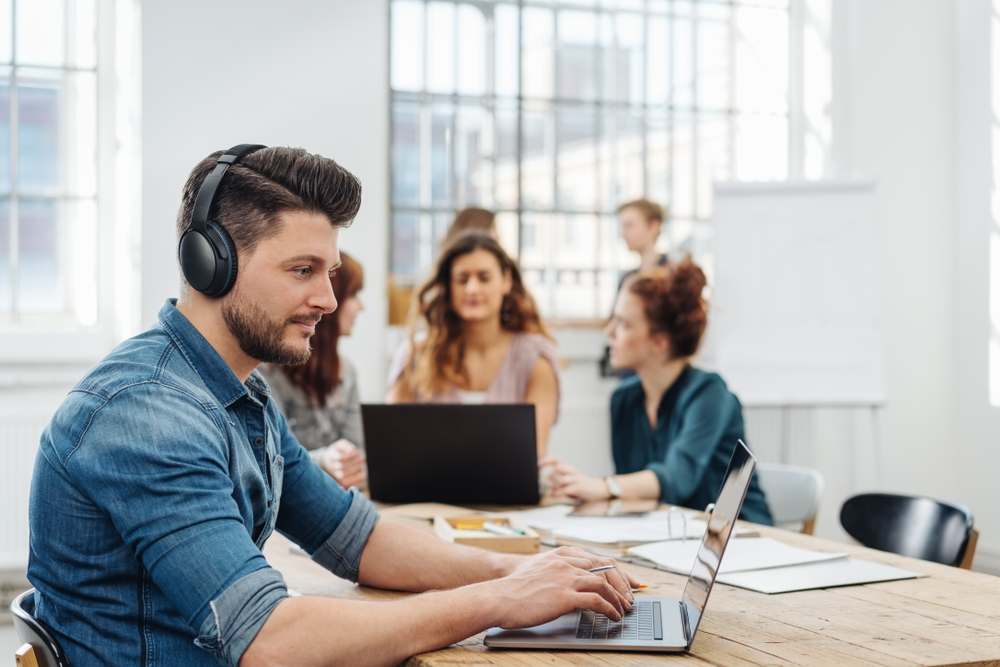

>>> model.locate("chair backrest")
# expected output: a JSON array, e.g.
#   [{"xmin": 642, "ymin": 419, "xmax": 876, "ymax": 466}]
[
  {"xmin": 9, "ymin": 589, "xmax": 70, "ymax": 667},
  {"xmin": 839, "ymin": 492, "xmax": 974, "ymax": 567},
  {"xmin": 755, "ymin": 463, "xmax": 824, "ymax": 534}
]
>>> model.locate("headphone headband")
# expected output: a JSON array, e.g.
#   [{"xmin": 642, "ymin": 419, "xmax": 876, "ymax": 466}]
[{"xmin": 190, "ymin": 144, "xmax": 267, "ymax": 231}]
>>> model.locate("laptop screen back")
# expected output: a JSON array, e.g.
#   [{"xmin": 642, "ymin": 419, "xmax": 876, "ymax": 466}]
[
  {"xmin": 680, "ymin": 440, "xmax": 756, "ymax": 643},
  {"xmin": 361, "ymin": 403, "xmax": 540, "ymax": 505}
]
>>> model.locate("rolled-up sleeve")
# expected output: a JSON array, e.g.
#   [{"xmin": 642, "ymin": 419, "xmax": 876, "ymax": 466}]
[
  {"xmin": 194, "ymin": 568, "xmax": 288, "ymax": 666},
  {"xmin": 271, "ymin": 403, "xmax": 380, "ymax": 580}
]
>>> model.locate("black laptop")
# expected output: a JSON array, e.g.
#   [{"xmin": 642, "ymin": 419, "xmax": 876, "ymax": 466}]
[{"xmin": 361, "ymin": 404, "xmax": 540, "ymax": 505}]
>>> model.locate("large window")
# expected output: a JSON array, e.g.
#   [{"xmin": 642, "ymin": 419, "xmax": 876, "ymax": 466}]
[
  {"xmin": 390, "ymin": 0, "xmax": 816, "ymax": 320},
  {"xmin": 0, "ymin": 0, "xmax": 139, "ymax": 342}
]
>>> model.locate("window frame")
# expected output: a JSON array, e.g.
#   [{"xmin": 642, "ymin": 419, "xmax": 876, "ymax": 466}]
[{"xmin": 0, "ymin": 0, "xmax": 140, "ymax": 365}]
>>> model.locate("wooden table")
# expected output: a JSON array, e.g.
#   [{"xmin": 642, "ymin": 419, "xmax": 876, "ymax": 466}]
[{"xmin": 263, "ymin": 512, "xmax": 1000, "ymax": 667}]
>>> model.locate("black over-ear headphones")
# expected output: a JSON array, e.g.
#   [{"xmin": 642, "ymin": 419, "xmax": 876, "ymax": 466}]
[{"xmin": 178, "ymin": 143, "xmax": 267, "ymax": 297}]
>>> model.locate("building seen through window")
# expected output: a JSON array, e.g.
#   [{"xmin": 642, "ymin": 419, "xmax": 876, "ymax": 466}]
[{"xmin": 390, "ymin": 0, "xmax": 803, "ymax": 320}]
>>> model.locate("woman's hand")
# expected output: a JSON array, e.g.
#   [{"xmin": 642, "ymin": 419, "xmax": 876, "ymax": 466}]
[
  {"xmin": 538, "ymin": 457, "xmax": 610, "ymax": 501},
  {"xmin": 321, "ymin": 439, "xmax": 367, "ymax": 490}
]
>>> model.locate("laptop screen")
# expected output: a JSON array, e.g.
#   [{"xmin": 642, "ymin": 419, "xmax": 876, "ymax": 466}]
[{"xmin": 680, "ymin": 440, "xmax": 756, "ymax": 645}]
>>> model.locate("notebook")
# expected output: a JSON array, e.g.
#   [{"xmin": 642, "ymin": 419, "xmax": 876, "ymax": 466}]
[
  {"xmin": 361, "ymin": 404, "xmax": 540, "ymax": 505},
  {"xmin": 484, "ymin": 439, "xmax": 757, "ymax": 652}
]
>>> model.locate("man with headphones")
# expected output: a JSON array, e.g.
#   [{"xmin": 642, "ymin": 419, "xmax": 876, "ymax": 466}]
[{"xmin": 26, "ymin": 145, "xmax": 638, "ymax": 667}]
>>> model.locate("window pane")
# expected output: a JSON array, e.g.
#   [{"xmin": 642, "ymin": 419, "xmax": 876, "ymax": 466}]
[
  {"xmin": 521, "ymin": 102, "xmax": 554, "ymax": 209},
  {"xmin": 556, "ymin": 104, "xmax": 597, "ymax": 210},
  {"xmin": 454, "ymin": 106, "xmax": 489, "ymax": 207},
  {"xmin": 646, "ymin": 112, "xmax": 670, "ymax": 209},
  {"xmin": 16, "ymin": 0, "xmax": 65, "ymax": 66},
  {"xmin": 522, "ymin": 7, "xmax": 554, "ymax": 99},
  {"xmin": 614, "ymin": 13, "xmax": 643, "ymax": 105},
  {"xmin": 18, "ymin": 198, "xmax": 62, "ymax": 314},
  {"xmin": 391, "ymin": 0, "xmax": 424, "ymax": 92},
  {"xmin": 697, "ymin": 19, "xmax": 730, "ymax": 111},
  {"xmin": 0, "ymin": 0, "xmax": 11, "ymax": 64},
  {"xmin": 68, "ymin": 70, "xmax": 96, "ymax": 197},
  {"xmin": 734, "ymin": 6, "xmax": 789, "ymax": 114},
  {"xmin": 495, "ymin": 3, "xmax": 519, "ymax": 98},
  {"xmin": 427, "ymin": 2, "xmax": 455, "ymax": 94},
  {"xmin": 0, "ymin": 197, "xmax": 8, "ymax": 316},
  {"xmin": 68, "ymin": 0, "xmax": 96, "ymax": 68},
  {"xmin": 696, "ymin": 113, "xmax": 729, "ymax": 218},
  {"xmin": 557, "ymin": 11, "xmax": 598, "ymax": 102},
  {"xmin": 494, "ymin": 102, "xmax": 518, "ymax": 210},
  {"xmin": 672, "ymin": 17, "xmax": 693, "ymax": 107},
  {"xmin": 391, "ymin": 211, "xmax": 420, "ymax": 277},
  {"xmin": 495, "ymin": 210, "xmax": 519, "ymax": 258},
  {"xmin": 646, "ymin": 16, "xmax": 668, "ymax": 105},
  {"xmin": 18, "ymin": 82, "xmax": 60, "ymax": 194},
  {"xmin": 392, "ymin": 104, "xmax": 420, "ymax": 205},
  {"xmin": 457, "ymin": 4, "xmax": 486, "ymax": 96},
  {"xmin": 67, "ymin": 197, "xmax": 96, "ymax": 325},
  {"xmin": 0, "ymin": 82, "xmax": 9, "ymax": 190},
  {"xmin": 430, "ymin": 106, "xmax": 453, "ymax": 205},
  {"xmin": 671, "ymin": 112, "xmax": 694, "ymax": 218}
]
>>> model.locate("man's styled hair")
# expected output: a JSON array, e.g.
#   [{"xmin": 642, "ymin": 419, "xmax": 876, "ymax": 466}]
[
  {"xmin": 617, "ymin": 198, "xmax": 667, "ymax": 225},
  {"xmin": 176, "ymin": 146, "xmax": 362, "ymax": 292}
]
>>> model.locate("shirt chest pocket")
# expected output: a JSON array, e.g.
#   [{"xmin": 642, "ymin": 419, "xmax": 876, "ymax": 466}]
[{"xmin": 252, "ymin": 453, "xmax": 283, "ymax": 547}]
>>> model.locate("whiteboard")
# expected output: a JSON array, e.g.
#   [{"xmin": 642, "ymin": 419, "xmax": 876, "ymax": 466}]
[{"xmin": 709, "ymin": 181, "xmax": 886, "ymax": 406}]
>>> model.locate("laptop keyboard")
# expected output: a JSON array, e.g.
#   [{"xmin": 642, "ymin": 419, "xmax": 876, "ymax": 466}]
[{"xmin": 576, "ymin": 600, "xmax": 660, "ymax": 641}]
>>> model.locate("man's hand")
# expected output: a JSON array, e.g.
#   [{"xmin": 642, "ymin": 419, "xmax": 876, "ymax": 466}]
[
  {"xmin": 321, "ymin": 439, "xmax": 367, "ymax": 489},
  {"xmin": 487, "ymin": 547, "xmax": 641, "ymax": 630}
]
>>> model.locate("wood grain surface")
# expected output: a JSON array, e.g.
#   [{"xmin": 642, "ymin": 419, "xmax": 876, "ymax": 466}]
[{"xmin": 264, "ymin": 510, "xmax": 1000, "ymax": 667}]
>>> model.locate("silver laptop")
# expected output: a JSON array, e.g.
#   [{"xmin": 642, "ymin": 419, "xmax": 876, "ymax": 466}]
[{"xmin": 484, "ymin": 439, "xmax": 756, "ymax": 652}]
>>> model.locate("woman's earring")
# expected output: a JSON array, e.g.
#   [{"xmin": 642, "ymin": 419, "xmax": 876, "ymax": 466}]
[{"xmin": 500, "ymin": 294, "xmax": 512, "ymax": 323}]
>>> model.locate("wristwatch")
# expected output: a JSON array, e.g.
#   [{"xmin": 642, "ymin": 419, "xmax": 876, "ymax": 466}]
[{"xmin": 604, "ymin": 476, "xmax": 623, "ymax": 499}]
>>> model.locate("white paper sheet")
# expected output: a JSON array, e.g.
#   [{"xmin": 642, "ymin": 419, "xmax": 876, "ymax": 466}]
[{"xmin": 627, "ymin": 536, "xmax": 847, "ymax": 575}]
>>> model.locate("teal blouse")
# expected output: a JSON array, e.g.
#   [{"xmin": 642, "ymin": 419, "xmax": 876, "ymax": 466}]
[{"xmin": 610, "ymin": 367, "xmax": 773, "ymax": 525}]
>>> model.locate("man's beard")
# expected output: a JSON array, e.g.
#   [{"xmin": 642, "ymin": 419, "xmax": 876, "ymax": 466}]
[{"xmin": 221, "ymin": 288, "xmax": 319, "ymax": 366}]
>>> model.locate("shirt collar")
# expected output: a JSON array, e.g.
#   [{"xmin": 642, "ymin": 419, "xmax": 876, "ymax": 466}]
[{"xmin": 157, "ymin": 298, "xmax": 257, "ymax": 408}]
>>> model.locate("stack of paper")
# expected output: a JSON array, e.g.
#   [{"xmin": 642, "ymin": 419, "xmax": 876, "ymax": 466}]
[
  {"xmin": 628, "ymin": 537, "xmax": 848, "ymax": 575},
  {"xmin": 627, "ymin": 537, "xmax": 924, "ymax": 594}
]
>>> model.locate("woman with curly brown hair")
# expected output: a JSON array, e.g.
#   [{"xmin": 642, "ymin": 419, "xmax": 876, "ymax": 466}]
[
  {"xmin": 541, "ymin": 257, "xmax": 772, "ymax": 524},
  {"xmin": 386, "ymin": 231, "xmax": 560, "ymax": 456}
]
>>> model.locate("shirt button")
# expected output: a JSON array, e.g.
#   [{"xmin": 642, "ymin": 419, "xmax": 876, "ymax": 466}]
[{"xmin": 254, "ymin": 437, "xmax": 263, "ymax": 447}]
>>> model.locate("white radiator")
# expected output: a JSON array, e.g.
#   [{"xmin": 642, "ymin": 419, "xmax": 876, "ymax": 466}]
[{"xmin": 0, "ymin": 390, "xmax": 67, "ymax": 571}]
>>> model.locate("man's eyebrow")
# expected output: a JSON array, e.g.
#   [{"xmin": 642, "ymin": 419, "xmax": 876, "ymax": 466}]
[{"xmin": 285, "ymin": 254, "xmax": 327, "ymax": 265}]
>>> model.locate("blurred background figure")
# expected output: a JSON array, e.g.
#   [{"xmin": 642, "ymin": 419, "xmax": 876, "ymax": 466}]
[
  {"xmin": 442, "ymin": 207, "xmax": 499, "ymax": 247},
  {"xmin": 618, "ymin": 199, "xmax": 668, "ymax": 282},
  {"xmin": 543, "ymin": 257, "xmax": 772, "ymax": 525},
  {"xmin": 260, "ymin": 252, "xmax": 367, "ymax": 490},
  {"xmin": 386, "ymin": 231, "xmax": 560, "ymax": 456}
]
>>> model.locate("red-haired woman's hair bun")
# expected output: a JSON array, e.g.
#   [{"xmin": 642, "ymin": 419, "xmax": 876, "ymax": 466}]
[{"xmin": 628, "ymin": 256, "xmax": 707, "ymax": 358}]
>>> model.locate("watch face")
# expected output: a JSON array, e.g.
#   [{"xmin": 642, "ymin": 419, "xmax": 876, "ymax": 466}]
[{"xmin": 606, "ymin": 476, "xmax": 623, "ymax": 498}]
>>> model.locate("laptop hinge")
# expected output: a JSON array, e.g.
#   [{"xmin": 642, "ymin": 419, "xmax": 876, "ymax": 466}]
[{"xmin": 679, "ymin": 601, "xmax": 691, "ymax": 645}]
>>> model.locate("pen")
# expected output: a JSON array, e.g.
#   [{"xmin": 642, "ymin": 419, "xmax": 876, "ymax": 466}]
[
  {"xmin": 482, "ymin": 521, "xmax": 526, "ymax": 537},
  {"xmin": 587, "ymin": 565, "xmax": 616, "ymax": 574}
]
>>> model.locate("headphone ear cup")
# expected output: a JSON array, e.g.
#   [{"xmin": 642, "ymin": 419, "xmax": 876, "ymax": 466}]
[{"xmin": 204, "ymin": 221, "xmax": 239, "ymax": 297}]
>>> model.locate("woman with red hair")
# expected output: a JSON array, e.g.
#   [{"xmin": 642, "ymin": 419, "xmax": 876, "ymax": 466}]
[
  {"xmin": 260, "ymin": 251, "xmax": 367, "ymax": 490},
  {"xmin": 542, "ymin": 258, "xmax": 772, "ymax": 524}
]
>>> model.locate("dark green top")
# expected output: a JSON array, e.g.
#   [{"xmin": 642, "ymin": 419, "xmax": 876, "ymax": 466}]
[{"xmin": 610, "ymin": 367, "xmax": 773, "ymax": 525}]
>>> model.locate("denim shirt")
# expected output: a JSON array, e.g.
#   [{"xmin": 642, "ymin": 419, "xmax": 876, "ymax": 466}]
[{"xmin": 28, "ymin": 299, "xmax": 380, "ymax": 667}]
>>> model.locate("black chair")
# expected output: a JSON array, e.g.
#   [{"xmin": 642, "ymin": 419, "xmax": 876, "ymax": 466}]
[
  {"xmin": 840, "ymin": 492, "xmax": 977, "ymax": 568},
  {"xmin": 10, "ymin": 588, "xmax": 70, "ymax": 667}
]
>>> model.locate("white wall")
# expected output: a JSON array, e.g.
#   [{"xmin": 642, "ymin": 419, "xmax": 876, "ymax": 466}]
[{"xmin": 141, "ymin": 0, "xmax": 390, "ymax": 400}]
